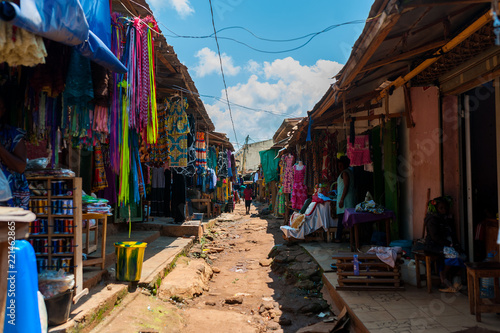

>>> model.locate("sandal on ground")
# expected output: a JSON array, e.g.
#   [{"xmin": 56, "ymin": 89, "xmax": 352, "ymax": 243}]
[{"xmin": 439, "ymin": 286, "xmax": 457, "ymax": 293}]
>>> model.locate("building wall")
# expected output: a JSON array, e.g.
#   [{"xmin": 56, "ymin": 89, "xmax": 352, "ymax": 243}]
[
  {"xmin": 441, "ymin": 95, "xmax": 461, "ymax": 239},
  {"xmin": 235, "ymin": 139, "xmax": 274, "ymax": 173},
  {"xmin": 409, "ymin": 87, "xmax": 441, "ymax": 238}
]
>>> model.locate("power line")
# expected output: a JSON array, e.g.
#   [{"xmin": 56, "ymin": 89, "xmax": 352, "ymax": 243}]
[
  {"xmin": 125, "ymin": 0, "xmax": 378, "ymax": 54},
  {"xmin": 170, "ymin": 85, "xmax": 297, "ymax": 117},
  {"xmin": 208, "ymin": 0, "xmax": 239, "ymax": 149}
]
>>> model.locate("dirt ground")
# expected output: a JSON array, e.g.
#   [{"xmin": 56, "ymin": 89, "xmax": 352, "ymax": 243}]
[{"xmin": 91, "ymin": 202, "xmax": 338, "ymax": 333}]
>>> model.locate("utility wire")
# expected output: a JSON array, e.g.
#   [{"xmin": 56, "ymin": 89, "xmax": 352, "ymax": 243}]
[
  {"xmin": 208, "ymin": 0, "xmax": 239, "ymax": 149},
  {"xmin": 125, "ymin": 0, "xmax": 378, "ymax": 54},
  {"xmin": 170, "ymin": 85, "xmax": 296, "ymax": 117}
]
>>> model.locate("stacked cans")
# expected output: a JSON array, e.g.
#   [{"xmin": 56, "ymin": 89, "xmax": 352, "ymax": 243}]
[
  {"xmin": 51, "ymin": 238, "xmax": 74, "ymax": 254},
  {"xmin": 36, "ymin": 257, "xmax": 72, "ymax": 272},
  {"xmin": 52, "ymin": 199, "xmax": 74, "ymax": 215},
  {"xmin": 29, "ymin": 199, "xmax": 48, "ymax": 214},
  {"xmin": 36, "ymin": 258, "xmax": 49, "ymax": 273},
  {"xmin": 51, "ymin": 180, "xmax": 68, "ymax": 196},
  {"xmin": 29, "ymin": 219, "xmax": 48, "ymax": 234},
  {"xmin": 29, "ymin": 238, "xmax": 49, "ymax": 254},
  {"xmin": 53, "ymin": 219, "xmax": 74, "ymax": 234}
]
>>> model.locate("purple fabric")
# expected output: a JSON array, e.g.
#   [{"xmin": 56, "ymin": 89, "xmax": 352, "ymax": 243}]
[{"xmin": 342, "ymin": 208, "xmax": 395, "ymax": 228}]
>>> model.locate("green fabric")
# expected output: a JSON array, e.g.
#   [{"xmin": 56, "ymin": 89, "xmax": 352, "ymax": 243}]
[
  {"xmin": 371, "ymin": 126, "xmax": 385, "ymax": 205},
  {"xmin": 336, "ymin": 167, "xmax": 356, "ymax": 214},
  {"xmin": 383, "ymin": 119, "xmax": 399, "ymax": 240},
  {"xmin": 259, "ymin": 149, "xmax": 280, "ymax": 184},
  {"xmin": 207, "ymin": 147, "xmax": 217, "ymax": 170},
  {"xmin": 300, "ymin": 198, "xmax": 312, "ymax": 214}
]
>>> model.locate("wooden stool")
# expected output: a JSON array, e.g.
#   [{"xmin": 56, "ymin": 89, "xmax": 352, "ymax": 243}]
[
  {"xmin": 413, "ymin": 250, "xmax": 440, "ymax": 293},
  {"xmin": 465, "ymin": 262, "xmax": 500, "ymax": 322},
  {"xmin": 82, "ymin": 213, "xmax": 108, "ymax": 270},
  {"xmin": 212, "ymin": 203, "xmax": 221, "ymax": 218},
  {"xmin": 326, "ymin": 227, "xmax": 337, "ymax": 242}
]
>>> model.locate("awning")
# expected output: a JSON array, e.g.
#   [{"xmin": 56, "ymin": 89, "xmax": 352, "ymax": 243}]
[{"xmin": 0, "ymin": 0, "xmax": 126, "ymax": 73}]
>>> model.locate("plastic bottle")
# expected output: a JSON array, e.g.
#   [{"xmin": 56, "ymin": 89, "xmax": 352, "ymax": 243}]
[
  {"xmin": 480, "ymin": 252, "xmax": 496, "ymax": 298},
  {"xmin": 353, "ymin": 254, "xmax": 360, "ymax": 276}
]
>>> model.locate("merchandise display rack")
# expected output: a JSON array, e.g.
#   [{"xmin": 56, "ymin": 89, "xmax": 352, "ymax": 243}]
[{"xmin": 27, "ymin": 176, "xmax": 83, "ymax": 294}]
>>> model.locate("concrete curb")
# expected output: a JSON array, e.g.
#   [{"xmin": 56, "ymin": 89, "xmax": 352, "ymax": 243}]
[{"xmin": 49, "ymin": 236, "xmax": 194, "ymax": 333}]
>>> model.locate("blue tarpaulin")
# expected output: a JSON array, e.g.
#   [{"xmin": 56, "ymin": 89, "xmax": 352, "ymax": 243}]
[{"xmin": 0, "ymin": 0, "xmax": 126, "ymax": 73}]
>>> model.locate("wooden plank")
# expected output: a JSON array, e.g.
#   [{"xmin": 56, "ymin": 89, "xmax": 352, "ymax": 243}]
[
  {"xmin": 313, "ymin": 2, "xmax": 403, "ymax": 121},
  {"xmin": 339, "ymin": 278, "xmax": 400, "ymax": 283},
  {"xmin": 337, "ymin": 271, "xmax": 400, "ymax": 277},
  {"xmin": 378, "ymin": 9, "xmax": 493, "ymax": 101},
  {"xmin": 157, "ymin": 52, "xmax": 178, "ymax": 74},
  {"xmin": 402, "ymin": 0, "xmax": 490, "ymax": 7},
  {"xmin": 336, "ymin": 286, "xmax": 405, "ymax": 291},
  {"xmin": 360, "ymin": 39, "xmax": 448, "ymax": 73}
]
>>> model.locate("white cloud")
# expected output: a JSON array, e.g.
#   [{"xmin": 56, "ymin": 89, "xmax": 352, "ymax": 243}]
[
  {"xmin": 148, "ymin": 0, "xmax": 194, "ymax": 18},
  {"xmin": 204, "ymin": 57, "xmax": 343, "ymax": 148},
  {"xmin": 193, "ymin": 47, "xmax": 241, "ymax": 78}
]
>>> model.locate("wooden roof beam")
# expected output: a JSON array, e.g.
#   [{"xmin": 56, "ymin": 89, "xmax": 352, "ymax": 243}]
[
  {"xmin": 402, "ymin": 0, "xmax": 490, "ymax": 7},
  {"xmin": 314, "ymin": 0, "xmax": 402, "ymax": 121},
  {"xmin": 157, "ymin": 52, "xmax": 177, "ymax": 74},
  {"xmin": 378, "ymin": 9, "xmax": 493, "ymax": 101},
  {"xmin": 360, "ymin": 39, "xmax": 448, "ymax": 73}
]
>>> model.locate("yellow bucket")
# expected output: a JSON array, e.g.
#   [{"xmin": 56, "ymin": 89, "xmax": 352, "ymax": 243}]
[{"xmin": 114, "ymin": 241, "xmax": 147, "ymax": 282}]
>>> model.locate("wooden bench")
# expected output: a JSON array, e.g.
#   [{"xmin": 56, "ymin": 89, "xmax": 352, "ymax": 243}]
[
  {"xmin": 190, "ymin": 198, "xmax": 211, "ymax": 218},
  {"xmin": 332, "ymin": 252, "xmax": 403, "ymax": 291},
  {"xmin": 465, "ymin": 262, "xmax": 500, "ymax": 322},
  {"xmin": 82, "ymin": 213, "xmax": 107, "ymax": 270}
]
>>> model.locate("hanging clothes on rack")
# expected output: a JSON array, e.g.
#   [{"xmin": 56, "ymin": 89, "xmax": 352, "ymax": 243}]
[
  {"xmin": 282, "ymin": 153, "xmax": 295, "ymax": 194},
  {"xmin": 291, "ymin": 163, "xmax": 307, "ymax": 210},
  {"xmin": 167, "ymin": 97, "xmax": 190, "ymax": 167},
  {"xmin": 217, "ymin": 149, "xmax": 228, "ymax": 178}
]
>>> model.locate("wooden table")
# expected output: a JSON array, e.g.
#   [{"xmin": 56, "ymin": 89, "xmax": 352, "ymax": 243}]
[
  {"xmin": 342, "ymin": 208, "xmax": 395, "ymax": 251},
  {"xmin": 190, "ymin": 198, "xmax": 211, "ymax": 218},
  {"xmin": 82, "ymin": 213, "xmax": 108, "ymax": 270},
  {"xmin": 465, "ymin": 261, "xmax": 500, "ymax": 322}
]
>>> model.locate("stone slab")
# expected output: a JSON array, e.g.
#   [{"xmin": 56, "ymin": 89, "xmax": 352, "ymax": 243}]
[
  {"xmin": 139, "ymin": 237, "xmax": 194, "ymax": 288},
  {"xmin": 48, "ymin": 283, "xmax": 128, "ymax": 333}
]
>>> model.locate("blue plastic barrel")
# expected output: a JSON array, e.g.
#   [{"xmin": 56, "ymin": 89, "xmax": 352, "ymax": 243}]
[{"xmin": 4, "ymin": 240, "xmax": 42, "ymax": 333}]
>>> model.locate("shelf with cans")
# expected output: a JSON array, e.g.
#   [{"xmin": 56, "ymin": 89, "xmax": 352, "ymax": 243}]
[{"xmin": 26, "ymin": 176, "xmax": 83, "ymax": 295}]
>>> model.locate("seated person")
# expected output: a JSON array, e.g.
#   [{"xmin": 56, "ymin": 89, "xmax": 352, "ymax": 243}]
[{"xmin": 424, "ymin": 196, "xmax": 465, "ymax": 293}]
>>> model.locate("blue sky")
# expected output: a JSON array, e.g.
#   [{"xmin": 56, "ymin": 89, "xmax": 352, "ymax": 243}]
[{"xmin": 147, "ymin": 0, "xmax": 374, "ymax": 148}]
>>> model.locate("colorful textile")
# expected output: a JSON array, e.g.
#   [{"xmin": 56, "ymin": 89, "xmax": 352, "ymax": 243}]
[
  {"xmin": 0, "ymin": 125, "xmax": 29, "ymax": 209},
  {"xmin": 207, "ymin": 146, "xmax": 217, "ymax": 170},
  {"xmin": 195, "ymin": 132, "xmax": 207, "ymax": 168},
  {"xmin": 92, "ymin": 144, "xmax": 108, "ymax": 192},
  {"xmin": 291, "ymin": 164, "xmax": 307, "ymax": 210},
  {"xmin": 167, "ymin": 97, "xmax": 190, "ymax": 167},
  {"xmin": 149, "ymin": 99, "xmax": 169, "ymax": 165},
  {"xmin": 217, "ymin": 150, "xmax": 228, "ymax": 178},
  {"xmin": 347, "ymin": 135, "xmax": 372, "ymax": 166},
  {"xmin": 277, "ymin": 186, "xmax": 285, "ymax": 216},
  {"xmin": 282, "ymin": 154, "xmax": 295, "ymax": 194}
]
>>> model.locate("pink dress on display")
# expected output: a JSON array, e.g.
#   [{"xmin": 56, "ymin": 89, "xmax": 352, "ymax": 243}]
[
  {"xmin": 291, "ymin": 164, "xmax": 307, "ymax": 210},
  {"xmin": 282, "ymin": 154, "xmax": 295, "ymax": 194}
]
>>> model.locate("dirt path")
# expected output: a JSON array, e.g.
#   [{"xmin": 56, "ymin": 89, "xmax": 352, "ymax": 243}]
[{"xmin": 91, "ymin": 202, "xmax": 336, "ymax": 333}]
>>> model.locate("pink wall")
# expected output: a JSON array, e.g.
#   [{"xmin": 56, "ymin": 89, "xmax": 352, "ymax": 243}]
[
  {"xmin": 409, "ymin": 87, "xmax": 441, "ymax": 238},
  {"xmin": 441, "ymin": 95, "xmax": 461, "ymax": 238}
]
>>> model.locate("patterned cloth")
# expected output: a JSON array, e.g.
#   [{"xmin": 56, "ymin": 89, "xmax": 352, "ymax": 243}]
[
  {"xmin": 195, "ymin": 132, "xmax": 207, "ymax": 168},
  {"xmin": 0, "ymin": 125, "xmax": 29, "ymax": 209},
  {"xmin": 282, "ymin": 154, "xmax": 295, "ymax": 194},
  {"xmin": 167, "ymin": 97, "xmax": 190, "ymax": 167},
  {"xmin": 92, "ymin": 144, "xmax": 108, "ymax": 192},
  {"xmin": 149, "ymin": 100, "xmax": 169, "ymax": 165},
  {"xmin": 291, "ymin": 164, "xmax": 307, "ymax": 210},
  {"xmin": 217, "ymin": 150, "xmax": 228, "ymax": 178}
]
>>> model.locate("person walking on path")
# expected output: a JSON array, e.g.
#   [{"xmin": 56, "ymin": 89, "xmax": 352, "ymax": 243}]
[{"xmin": 244, "ymin": 185, "xmax": 253, "ymax": 215}]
